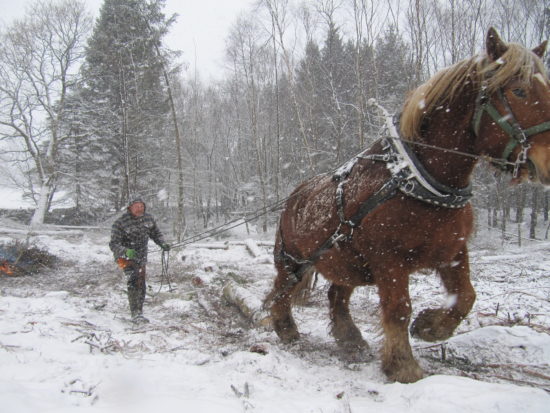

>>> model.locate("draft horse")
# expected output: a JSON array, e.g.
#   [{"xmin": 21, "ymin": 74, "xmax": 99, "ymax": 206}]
[{"xmin": 266, "ymin": 28, "xmax": 550, "ymax": 383}]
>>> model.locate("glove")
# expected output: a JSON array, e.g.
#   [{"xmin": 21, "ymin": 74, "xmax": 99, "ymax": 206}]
[
  {"xmin": 161, "ymin": 243, "xmax": 171, "ymax": 252},
  {"xmin": 125, "ymin": 248, "xmax": 137, "ymax": 259}
]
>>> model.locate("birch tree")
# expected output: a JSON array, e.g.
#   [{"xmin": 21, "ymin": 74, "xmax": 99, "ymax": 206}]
[{"xmin": 0, "ymin": 0, "xmax": 92, "ymax": 225}]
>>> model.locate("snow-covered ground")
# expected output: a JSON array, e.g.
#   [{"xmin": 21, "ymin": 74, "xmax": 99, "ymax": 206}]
[{"xmin": 1, "ymin": 219, "xmax": 549, "ymax": 412}]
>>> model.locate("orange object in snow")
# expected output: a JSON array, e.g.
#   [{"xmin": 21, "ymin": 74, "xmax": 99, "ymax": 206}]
[
  {"xmin": 0, "ymin": 260, "xmax": 14, "ymax": 276},
  {"xmin": 117, "ymin": 257, "xmax": 131, "ymax": 269}
]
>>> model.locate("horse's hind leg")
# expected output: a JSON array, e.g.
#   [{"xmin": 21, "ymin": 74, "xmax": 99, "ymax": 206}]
[
  {"xmin": 411, "ymin": 246, "xmax": 476, "ymax": 342},
  {"xmin": 267, "ymin": 259, "xmax": 305, "ymax": 343},
  {"xmin": 328, "ymin": 284, "xmax": 368, "ymax": 352}
]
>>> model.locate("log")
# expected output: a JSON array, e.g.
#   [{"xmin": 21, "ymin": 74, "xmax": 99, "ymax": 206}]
[
  {"xmin": 244, "ymin": 238, "xmax": 263, "ymax": 258},
  {"xmin": 191, "ymin": 243, "xmax": 229, "ymax": 250},
  {"xmin": 222, "ymin": 281, "xmax": 272, "ymax": 328},
  {"xmin": 0, "ymin": 228, "xmax": 84, "ymax": 236}
]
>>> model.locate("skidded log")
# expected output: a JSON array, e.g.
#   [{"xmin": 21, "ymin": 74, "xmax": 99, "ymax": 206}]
[
  {"xmin": 222, "ymin": 281, "xmax": 272, "ymax": 328},
  {"xmin": 244, "ymin": 239, "xmax": 263, "ymax": 258}
]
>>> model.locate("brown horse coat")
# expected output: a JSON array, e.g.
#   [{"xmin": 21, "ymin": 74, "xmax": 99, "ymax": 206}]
[{"xmin": 267, "ymin": 28, "xmax": 550, "ymax": 383}]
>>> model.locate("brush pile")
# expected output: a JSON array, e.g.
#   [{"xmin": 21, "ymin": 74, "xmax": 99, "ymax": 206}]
[{"xmin": 0, "ymin": 240, "xmax": 58, "ymax": 276}]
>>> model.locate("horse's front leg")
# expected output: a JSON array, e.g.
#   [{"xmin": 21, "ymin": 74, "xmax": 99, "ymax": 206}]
[
  {"xmin": 377, "ymin": 271, "xmax": 423, "ymax": 383},
  {"xmin": 411, "ymin": 245, "xmax": 476, "ymax": 342}
]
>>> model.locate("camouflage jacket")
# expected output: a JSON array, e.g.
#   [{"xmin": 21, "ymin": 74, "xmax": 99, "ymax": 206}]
[{"xmin": 109, "ymin": 212, "xmax": 165, "ymax": 264}]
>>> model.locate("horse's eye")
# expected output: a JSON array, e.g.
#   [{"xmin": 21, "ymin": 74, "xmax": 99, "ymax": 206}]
[{"xmin": 512, "ymin": 88, "xmax": 527, "ymax": 98}]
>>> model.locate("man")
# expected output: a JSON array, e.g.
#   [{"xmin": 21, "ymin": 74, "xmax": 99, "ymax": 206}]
[{"xmin": 109, "ymin": 198, "xmax": 170, "ymax": 323}]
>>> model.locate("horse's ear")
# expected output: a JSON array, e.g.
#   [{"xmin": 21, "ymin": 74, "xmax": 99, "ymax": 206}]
[
  {"xmin": 486, "ymin": 27, "xmax": 508, "ymax": 61},
  {"xmin": 532, "ymin": 40, "xmax": 548, "ymax": 58}
]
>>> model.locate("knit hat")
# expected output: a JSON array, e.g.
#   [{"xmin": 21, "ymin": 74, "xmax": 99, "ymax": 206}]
[{"xmin": 128, "ymin": 198, "xmax": 146, "ymax": 211}]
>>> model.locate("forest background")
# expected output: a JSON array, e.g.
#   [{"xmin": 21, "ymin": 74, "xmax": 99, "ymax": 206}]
[{"xmin": 0, "ymin": 0, "xmax": 548, "ymax": 243}]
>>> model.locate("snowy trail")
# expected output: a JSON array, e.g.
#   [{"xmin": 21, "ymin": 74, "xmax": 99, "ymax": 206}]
[{"xmin": 1, "ymin": 228, "xmax": 549, "ymax": 412}]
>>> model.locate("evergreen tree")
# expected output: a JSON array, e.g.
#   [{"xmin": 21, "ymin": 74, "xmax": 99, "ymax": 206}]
[
  {"xmin": 375, "ymin": 26, "xmax": 413, "ymax": 111},
  {"xmin": 319, "ymin": 22, "xmax": 355, "ymax": 164},
  {"xmin": 78, "ymin": 0, "xmax": 173, "ymax": 210},
  {"xmin": 295, "ymin": 40, "xmax": 324, "ymax": 156}
]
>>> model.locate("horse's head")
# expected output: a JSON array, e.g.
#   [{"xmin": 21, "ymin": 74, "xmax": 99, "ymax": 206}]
[{"xmin": 474, "ymin": 28, "xmax": 550, "ymax": 185}]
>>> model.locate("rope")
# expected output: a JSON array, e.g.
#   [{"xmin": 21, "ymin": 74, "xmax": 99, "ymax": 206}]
[
  {"xmin": 156, "ymin": 250, "xmax": 173, "ymax": 293},
  {"xmin": 169, "ymin": 198, "xmax": 289, "ymax": 250}
]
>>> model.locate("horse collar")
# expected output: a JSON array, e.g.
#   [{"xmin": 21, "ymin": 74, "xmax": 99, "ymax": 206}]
[{"xmin": 358, "ymin": 137, "xmax": 473, "ymax": 210}]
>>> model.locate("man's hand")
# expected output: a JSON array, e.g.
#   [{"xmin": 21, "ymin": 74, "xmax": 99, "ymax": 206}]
[
  {"xmin": 125, "ymin": 248, "xmax": 137, "ymax": 259},
  {"xmin": 161, "ymin": 243, "xmax": 171, "ymax": 252}
]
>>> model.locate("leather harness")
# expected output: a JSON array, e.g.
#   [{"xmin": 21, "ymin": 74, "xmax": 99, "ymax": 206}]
[
  {"xmin": 282, "ymin": 80, "xmax": 550, "ymax": 272},
  {"xmin": 281, "ymin": 132, "xmax": 473, "ymax": 272}
]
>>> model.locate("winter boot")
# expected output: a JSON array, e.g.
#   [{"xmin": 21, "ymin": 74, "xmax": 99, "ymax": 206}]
[{"xmin": 132, "ymin": 314, "xmax": 150, "ymax": 324}]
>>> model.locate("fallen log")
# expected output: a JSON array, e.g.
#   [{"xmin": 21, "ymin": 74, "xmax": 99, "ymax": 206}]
[
  {"xmin": 0, "ymin": 228, "xmax": 84, "ymax": 236},
  {"xmin": 191, "ymin": 243, "xmax": 229, "ymax": 250},
  {"xmin": 222, "ymin": 281, "xmax": 272, "ymax": 328},
  {"xmin": 244, "ymin": 238, "xmax": 263, "ymax": 258}
]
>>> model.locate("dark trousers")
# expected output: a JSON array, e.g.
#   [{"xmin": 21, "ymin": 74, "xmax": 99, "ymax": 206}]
[{"xmin": 124, "ymin": 264, "xmax": 147, "ymax": 317}]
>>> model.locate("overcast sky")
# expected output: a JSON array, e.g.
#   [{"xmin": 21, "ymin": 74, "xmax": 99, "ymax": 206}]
[{"xmin": 0, "ymin": 0, "xmax": 255, "ymax": 81}]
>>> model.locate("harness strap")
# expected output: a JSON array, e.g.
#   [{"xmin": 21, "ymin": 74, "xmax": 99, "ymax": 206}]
[
  {"xmin": 348, "ymin": 178, "xmax": 400, "ymax": 227},
  {"xmin": 282, "ymin": 176, "xmax": 400, "ymax": 275},
  {"xmin": 333, "ymin": 177, "xmax": 401, "ymax": 250},
  {"xmin": 282, "ymin": 133, "xmax": 472, "ymax": 271},
  {"xmin": 524, "ymin": 121, "xmax": 550, "ymax": 137}
]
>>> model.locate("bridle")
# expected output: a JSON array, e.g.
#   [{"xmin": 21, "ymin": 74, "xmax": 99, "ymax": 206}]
[{"xmin": 472, "ymin": 82, "xmax": 550, "ymax": 177}]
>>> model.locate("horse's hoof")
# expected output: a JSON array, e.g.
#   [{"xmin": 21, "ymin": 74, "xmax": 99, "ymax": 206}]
[
  {"xmin": 279, "ymin": 330, "xmax": 300, "ymax": 343},
  {"xmin": 337, "ymin": 341, "xmax": 373, "ymax": 363},
  {"xmin": 272, "ymin": 317, "xmax": 300, "ymax": 343},
  {"xmin": 410, "ymin": 308, "xmax": 456, "ymax": 342},
  {"xmin": 384, "ymin": 362, "xmax": 424, "ymax": 383},
  {"xmin": 274, "ymin": 324, "xmax": 300, "ymax": 343}
]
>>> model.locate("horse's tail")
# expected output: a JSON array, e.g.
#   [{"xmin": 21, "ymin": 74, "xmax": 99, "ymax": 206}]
[
  {"xmin": 291, "ymin": 266, "xmax": 317, "ymax": 306},
  {"xmin": 264, "ymin": 222, "xmax": 317, "ymax": 309},
  {"xmin": 263, "ymin": 265, "xmax": 317, "ymax": 309}
]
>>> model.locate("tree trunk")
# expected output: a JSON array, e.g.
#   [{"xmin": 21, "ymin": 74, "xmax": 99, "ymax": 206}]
[
  {"xmin": 157, "ymin": 45, "xmax": 186, "ymax": 241},
  {"xmin": 529, "ymin": 187, "xmax": 539, "ymax": 239},
  {"xmin": 515, "ymin": 184, "xmax": 526, "ymax": 223},
  {"xmin": 30, "ymin": 181, "xmax": 53, "ymax": 227},
  {"xmin": 543, "ymin": 191, "xmax": 548, "ymax": 222}
]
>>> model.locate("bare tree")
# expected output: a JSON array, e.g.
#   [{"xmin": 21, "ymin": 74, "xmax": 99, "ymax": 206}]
[
  {"xmin": 226, "ymin": 14, "xmax": 273, "ymax": 231},
  {"xmin": 0, "ymin": 0, "xmax": 92, "ymax": 226},
  {"xmin": 347, "ymin": 0, "xmax": 399, "ymax": 147},
  {"xmin": 261, "ymin": 0, "xmax": 317, "ymax": 173}
]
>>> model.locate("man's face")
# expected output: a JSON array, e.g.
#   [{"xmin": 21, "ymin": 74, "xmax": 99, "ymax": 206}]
[{"xmin": 129, "ymin": 202, "xmax": 145, "ymax": 217}]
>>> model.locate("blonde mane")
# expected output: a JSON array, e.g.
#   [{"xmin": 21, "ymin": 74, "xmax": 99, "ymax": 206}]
[{"xmin": 400, "ymin": 43, "xmax": 548, "ymax": 139}]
